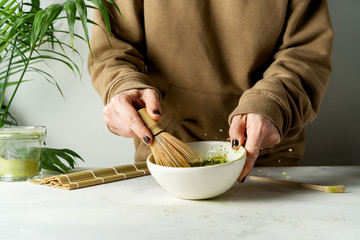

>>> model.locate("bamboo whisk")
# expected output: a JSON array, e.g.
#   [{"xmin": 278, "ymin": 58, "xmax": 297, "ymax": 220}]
[{"xmin": 138, "ymin": 108, "xmax": 203, "ymax": 167}]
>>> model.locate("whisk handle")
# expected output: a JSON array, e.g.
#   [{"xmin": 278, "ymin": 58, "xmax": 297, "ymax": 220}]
[{"xmin": 138, "ymin": 108, "xmax": 164, "ymax": 136}]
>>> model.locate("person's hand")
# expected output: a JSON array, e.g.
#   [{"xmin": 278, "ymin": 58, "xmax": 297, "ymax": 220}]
[
  {"xmin": 103, "ymin": 88, "xmax": 161, "ymax": 145},
  {"xmin": 229, "ymin": 113, "xmax": 280, "ymax": 182}
]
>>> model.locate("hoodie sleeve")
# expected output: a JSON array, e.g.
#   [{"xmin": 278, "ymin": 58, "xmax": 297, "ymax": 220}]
[
  {"xmin": 229, "ymin": 0, "xmax": 334, "ymax": 138},
  {"xmin": 88, "ymin": 0, "xmax": 158, "ymax": 105}
]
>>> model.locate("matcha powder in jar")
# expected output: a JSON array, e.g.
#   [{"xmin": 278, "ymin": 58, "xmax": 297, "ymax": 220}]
[{"xmin": 0, "ymin": 126, "xmax": 46, "ymax": 181}]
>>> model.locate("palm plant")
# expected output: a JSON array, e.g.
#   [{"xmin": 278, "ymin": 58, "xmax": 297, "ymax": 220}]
[{"xmin": 0, "ymin": 0, "xmax": 122, "ymax": 173}]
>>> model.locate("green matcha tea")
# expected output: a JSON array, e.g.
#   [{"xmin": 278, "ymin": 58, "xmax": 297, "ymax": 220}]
[
  {"xmin": 0, "ymin": 157, "xmax": 40, "ymax": 179},
  {"xmin": 0, "ymin": 126, "xmax": 46, "ymax": 181},
  {"xmin": 201, "ymin": 154, "xmax": 228, "ymax": 166}
]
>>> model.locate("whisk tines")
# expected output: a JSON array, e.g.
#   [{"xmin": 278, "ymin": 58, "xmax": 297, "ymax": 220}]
[{"xmin": 138, "ymin": 108, "xmax": 203, "ymax": 167}]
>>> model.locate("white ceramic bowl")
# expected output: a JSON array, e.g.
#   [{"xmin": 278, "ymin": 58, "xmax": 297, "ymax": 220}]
[{"xmin": 147, "ymin": 141, "xmax": 246, "ymax": 200}]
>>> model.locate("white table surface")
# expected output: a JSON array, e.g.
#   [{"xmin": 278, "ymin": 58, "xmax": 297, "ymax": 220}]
[{"xmin": 1, "ymin": 166, "xmax": 359, "ymax": 240}]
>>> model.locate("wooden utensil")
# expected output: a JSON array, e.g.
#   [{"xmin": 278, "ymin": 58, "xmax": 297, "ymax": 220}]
[
  {"xmin": 138, "ymin": 108, "xmax": 203, "ymax": 167},
  {"xmin": 248, "ymin": 176, "xmax": 346, "ymax": 193}
]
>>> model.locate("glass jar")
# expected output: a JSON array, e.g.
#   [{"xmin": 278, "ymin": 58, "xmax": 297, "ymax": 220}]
[{"xmin": 0, "ymin": 126, "xmax": 46, "ymax": 181}]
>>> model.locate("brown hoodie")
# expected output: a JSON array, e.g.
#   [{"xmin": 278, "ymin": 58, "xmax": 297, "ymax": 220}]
[{"xmin": 88, "ymin": 0, "xmax": 333, "ymax": 166}]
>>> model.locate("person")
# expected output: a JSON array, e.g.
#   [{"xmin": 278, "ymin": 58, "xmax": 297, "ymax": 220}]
[{"xmin": 88, "ymin": 0, "xmax": 333, "ymax": 182}]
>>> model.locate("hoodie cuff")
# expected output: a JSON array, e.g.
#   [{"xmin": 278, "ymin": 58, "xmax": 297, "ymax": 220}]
[
  {"xmin": 104, "ymin": 73, "xmax": 160, "ymax": 105},
  {"xmin": 228, "ymin": 92, "xmax": 287, "ymax": 138}
]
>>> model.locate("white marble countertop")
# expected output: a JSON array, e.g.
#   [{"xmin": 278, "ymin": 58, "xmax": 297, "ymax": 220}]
[{"xmin": 0, "ymin": 166, "xmax": 359, "ymax": 240}]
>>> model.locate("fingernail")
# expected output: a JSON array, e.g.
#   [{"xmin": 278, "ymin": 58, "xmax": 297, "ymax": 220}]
[
  {"xmin": 232, "ymin": 139, "xmax": 239, "ymax": 148},
  {"xmin": 241, "ymin": 176, "xmax": 247, "ymax": 183},
  {"xmin": 153, "ymin": 110, "xmax": 161, "ymax": 115},
  {"xmin": 143, "ymin": 136, "xmax": 150, "ymax": 144}
]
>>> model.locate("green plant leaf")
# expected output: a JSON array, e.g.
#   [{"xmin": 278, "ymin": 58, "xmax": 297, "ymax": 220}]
[
  {"xmin": 88, "ymin": 0, "xmax": 125, "ymax": 30},
  {"xmin": 0, "ymin": 104, "xmax": 17, "ymax": 126},
  {"xmin": 105, "ymin": 0, "xmax": 125, "ymax": 27},
  {"xmin": 64, "ymin": 0, "xmax": 76, "ymax": 49},
  {"xmin": 87, "ymin": 0, "xmax": 111, "ymax": 33},
  {"xmin": 0, "ymin": 80, "xmax": 30, "ymax": 89},
  {"xmin": 40, "ymin": 147, "xmax": 84, "ymax": 173},
  {"xmin": 29, "ymin": 0, "xmax": 40, "ymax": 13},
  {"xmin": 75, "ymin": 0, "xmax": 90, "ymax": 48},
  {"xmin": 8, "ymin": 14, "xmax": 33, "ymax": 47},
  {"xmin": 0, "ymin": 0, "xmax": 20, "ymax": 28},
  {"xmin": 40, "ymin": 150, "xmax": 67, "ymax": 173},
  {"xmin": 31, "ymin": 4, "xmax": 63, "ymax": 49},
  {"xmin": 0, "ymin": 0, "xmax": 122, "ymax": 154},
  {"xmin": 29, "ymin": 53, "xmax": 80, "ymax": 77}
]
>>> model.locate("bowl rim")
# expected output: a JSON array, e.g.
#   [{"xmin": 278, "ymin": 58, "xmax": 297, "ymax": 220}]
[{"xmin": 146, "ymin": 145, "xmax": 246, "ymax": 170}]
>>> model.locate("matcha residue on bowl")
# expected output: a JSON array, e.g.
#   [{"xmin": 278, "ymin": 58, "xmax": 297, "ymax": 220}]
[{"xmin": 201, "ymin": 155, "xmax": 228, "ymax": 166}]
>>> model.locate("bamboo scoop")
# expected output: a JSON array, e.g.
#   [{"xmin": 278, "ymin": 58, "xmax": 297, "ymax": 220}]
[
  {"xmin": 138, "ymin": 108, "xmax": 203, "ymax": 167},
  {"xmin": 248, "ymin": 176, "xmax": 346, "ymax": 193}
]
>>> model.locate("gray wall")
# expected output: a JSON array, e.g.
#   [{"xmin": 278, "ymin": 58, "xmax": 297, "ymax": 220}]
[
  {"xmin": 302, "ymin": 0, "xmax": 360, "ymax": 165},
  {"xmin": 10, "ymin": 0, "xmax": 360, "ymax": 167}
]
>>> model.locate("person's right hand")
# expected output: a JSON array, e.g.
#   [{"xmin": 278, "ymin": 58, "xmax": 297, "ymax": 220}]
[{"xmin": 103, "ymin": 88, "xmax": 161, "ymax": 145}]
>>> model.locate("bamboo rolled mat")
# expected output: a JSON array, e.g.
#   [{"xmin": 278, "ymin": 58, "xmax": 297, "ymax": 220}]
[{"xmin": 27, "ymin": 162, "xmax": 149, "ymax": 190}]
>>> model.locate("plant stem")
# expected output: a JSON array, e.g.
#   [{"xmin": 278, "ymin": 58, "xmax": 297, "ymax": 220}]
[
  {"xmin": 1, "ymin": 48, "xmax": 34, "ymax": 125},
  {"xmin": 0, "ymin": 44, "xmax": 17, "ymax": 127}
]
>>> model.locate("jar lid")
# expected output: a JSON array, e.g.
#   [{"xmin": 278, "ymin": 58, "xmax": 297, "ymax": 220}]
[{"xmin": 0, "ymin": 126, "xmax": 47, "ymax": 139}]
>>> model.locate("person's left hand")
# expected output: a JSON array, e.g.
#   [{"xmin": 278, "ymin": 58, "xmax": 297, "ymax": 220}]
[{"xmin": 229, "ymin": 113, "xmax": 281, "ymax": 182}]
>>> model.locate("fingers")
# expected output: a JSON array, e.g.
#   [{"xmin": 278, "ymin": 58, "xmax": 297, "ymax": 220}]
[
  {"xmin": 229, "ymin": 114, "xmax": 247, "ymax": 149},
  {"xmin": 230, "ymin": 113, "xmax": 281, "ymax": 182},
  {"xmin": 103, "ymin": 88, "xmax": 161, "ymax": 145},
  {"xmin": 229, "ymin": 114, "xmax": 254, "ymax": 182},
  {"xmin": 123, "ymin": 103, "xmax": 154, "ymax": 144},
  {"xmin": 238, "ymin": 124, "xmax": 262, "ymax": 181},
  {"xmin": 141, "ymin": 89, "xmax": 162, "ymax": 121}
]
